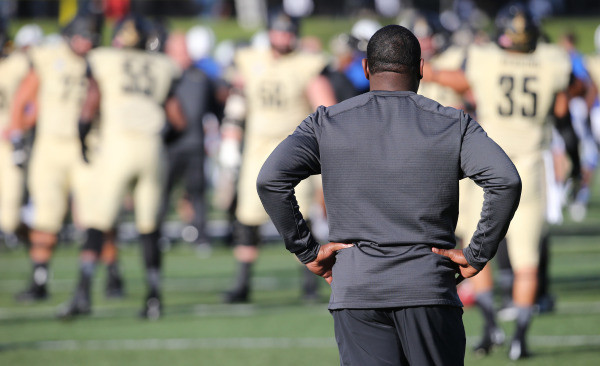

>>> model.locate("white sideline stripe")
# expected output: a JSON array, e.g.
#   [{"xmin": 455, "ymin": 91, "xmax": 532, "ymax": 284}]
[
  {"xmin": 9, "ymin": 335, "xmax": 600, "ymax": 351},
  {"xmin": 34, "ymin": 338, "xmax": 337, "ymax": 350},
  {"xmin": 0, "ymin": 301, "xmax": 599, "ymax": 320}
]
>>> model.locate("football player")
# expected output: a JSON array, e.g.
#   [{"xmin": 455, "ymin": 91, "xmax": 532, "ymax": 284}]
[
  {"xmin": 557, "ymin": 32, "xmax": 598, "ymax": 222},
  {"xmin": 424, "ymin": 4, "xmax": 571, "ymax": 360},
  {"xmin": 221, "ymin": 9, "xmax": 335, "ymax": 303},
  {"xmin": 403, "ymin": 10, "xmax": 466, "ymax": 109},
  {"xmin": 58, "ymin": 14, "xmax": 185, "ymax": 319},
  {"xmin": 586, "ymin": 28, "xmax": 600, "ymax": 145},
  {"xmin": 10, "ymin": 15, "xmax": 108, "ymax": 302},
  {"xmin": 0, "ymin": 24, "xmax": 30, "ymax": 248}
]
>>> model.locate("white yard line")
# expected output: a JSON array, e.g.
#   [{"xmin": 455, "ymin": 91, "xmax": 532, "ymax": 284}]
[
  {"xmin": 2, "ymin": 335, "xmax": 600, "ymax": 351},
  {"xmin": 1, "ymin": 301, "xmax": 599, "ymax": 320}
]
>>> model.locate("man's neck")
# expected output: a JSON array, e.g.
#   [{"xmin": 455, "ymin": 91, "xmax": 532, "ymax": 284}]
[{"xmin": 369, "ymin": 71, "xmax": 418, "ymax": 92}]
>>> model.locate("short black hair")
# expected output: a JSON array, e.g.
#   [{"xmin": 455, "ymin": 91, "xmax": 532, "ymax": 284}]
[{"xmin": 367, "ymin": 25, "xmax": 421, "ymax": 75}]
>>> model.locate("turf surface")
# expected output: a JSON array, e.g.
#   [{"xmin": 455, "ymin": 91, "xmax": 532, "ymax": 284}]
[{"xmin": 1, "ymin": 220, "xmax": 599, "ymax": 365}]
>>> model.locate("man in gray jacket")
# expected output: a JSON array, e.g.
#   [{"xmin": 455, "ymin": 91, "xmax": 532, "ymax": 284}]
[{"xmin": 257, "ymin": 25, "xmax": 521, "ymax": 366}]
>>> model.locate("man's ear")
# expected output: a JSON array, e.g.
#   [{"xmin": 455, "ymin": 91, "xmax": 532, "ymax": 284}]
[
  {"xmin": 362, "ymin": 58, "xmax": 370, "ymax": 80},
  {"xmin": 418, "ymin": 58, "xmax": 424, "ymax": 80}
]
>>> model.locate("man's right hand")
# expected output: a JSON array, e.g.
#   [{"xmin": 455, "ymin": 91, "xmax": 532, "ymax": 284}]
[
  {"xmin": 305, "ymin": 242, "xmax": 354, "ymax": 285},
  {"xmin": 431, "ymin": 247, "xmax": 480, "ymax": 281}
]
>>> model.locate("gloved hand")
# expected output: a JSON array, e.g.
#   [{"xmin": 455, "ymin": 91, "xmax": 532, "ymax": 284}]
[
  {"xmin": 10, "ymin": 132, "xmax": 27, "ymax": 168},
  {"xmin": 218, "ymin": 137, "xmax": 241, "ymax": 170},
  {"xmin": 78, "ymin": 121, "xmax": 92, "ymax": 163}
]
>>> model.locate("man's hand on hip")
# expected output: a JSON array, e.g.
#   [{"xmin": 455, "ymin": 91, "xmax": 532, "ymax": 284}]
[
  {"xmin": 306, "ymin": 243, "xmax": 354, "ymax": 285},
  {"xmin": 431, "ymin": 247, "xmax": 480, "ymax": 283}
]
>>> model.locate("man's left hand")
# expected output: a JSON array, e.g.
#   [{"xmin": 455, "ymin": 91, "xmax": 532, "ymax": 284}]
[
  {"xmin": 306, "ymin": 242, "xmax": 354, "ymax": 285},
  {"xmin": 431, "ymin": 247, "xmax": 479, "ymax": 282}
]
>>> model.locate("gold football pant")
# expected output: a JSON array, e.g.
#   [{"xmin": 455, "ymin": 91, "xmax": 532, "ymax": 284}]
[{"xmin": 86, "ymin": 136, "xmax": 165, "ymax": 234}]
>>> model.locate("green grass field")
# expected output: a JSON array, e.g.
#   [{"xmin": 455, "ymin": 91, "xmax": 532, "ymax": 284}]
[{"xmin": 1, "ymin": 191, "xmax": 600, "ymax": 365}]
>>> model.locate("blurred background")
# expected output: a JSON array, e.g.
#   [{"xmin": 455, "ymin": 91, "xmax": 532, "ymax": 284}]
[{"xmin": 0, "ymin": 1, "xmax": 599, "ymax": 365}]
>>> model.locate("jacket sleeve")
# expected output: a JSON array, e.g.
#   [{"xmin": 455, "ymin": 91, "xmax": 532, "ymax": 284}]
[
  {"xmin": 256, "ymin": 109, "xmax": 323, "ymax": 264},
  {"xmin": 460, "ymin": 113, "xmax": 522, "ymax": 271}
]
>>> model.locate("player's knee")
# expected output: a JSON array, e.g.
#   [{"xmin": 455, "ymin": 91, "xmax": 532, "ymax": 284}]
[
  {"xmin": 233, "ymin": 221, "xmax": 260, "ymax": 247},
  {"xmin": 81, "ymin": 228, "xmax": 105, "ymax": 256}
]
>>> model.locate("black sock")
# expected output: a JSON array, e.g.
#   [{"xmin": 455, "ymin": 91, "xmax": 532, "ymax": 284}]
[
  {"xmin": 514, "ymin": 306, "xmax": 533, "ymax": 341},
  {"xmin": 140, "ymin": 230, "xmax": 161, "ymax": 269},
  {"xmin": 145, "ymin": 267, "xmax": 161, "ymax": 297},
  {"xmin": 537, "ymin": 235, "xmax": 550, "ymax": 299},
  {"xmin": 32, "ymin": 262, "xmax": 49, "ymax": 289},
  {"xmin": 77, "ymin": 260, "xmax": 96, "ymax": 298},
  {"xmin": 140, "ymin": 231, "xmax": 161, "ymax": 297},
  {"xmin": 232, "ymin": 261, "xmax": 252, "ymax": 293},
  {"xmin": 476, "ymin": 291, "xmax": 497, "ymax": 332},
  {"xmin": 107, "ymin": 262, "xmax": 121, "ymax": 279}
]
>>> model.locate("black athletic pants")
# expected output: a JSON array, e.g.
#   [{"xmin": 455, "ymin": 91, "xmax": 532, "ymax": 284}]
[
  {"xmin": 331, "ymin": 306, "xmax": 465, "ymax": 366},
  {"xmin": 157, "ymin": 148, "xmax": 207, "ymax": 243}
]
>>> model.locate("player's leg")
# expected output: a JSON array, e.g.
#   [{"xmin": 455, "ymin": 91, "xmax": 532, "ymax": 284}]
[
  {"xmin": 505, "ymin": 157, "xmax": 546, "ymax": 360},
  {"xmin": 567, "ymin": 97, "xmax": 597, "ymax": 221},
  {"xmin": 469, "ymin": 264, "xmax": 505, "ymax": 355},
  {"xmin": 57, "ymin": 228, "xmax": 104, "ymax": 318},
  {"xmin": 535, "ymin": 233, "xmax": 554, "ymax": 313},
  {"xmin": 17, "ymin": 141, "xmax": 68, "ymax": 302},
  {"xmin": 156, "ymin": 147, "xmax": 185, "ymax": 245},
  {"xmin": 455, "ymin": 180, "xmax": 503, "ymax": 354},
  {"xmin": 331, "ymin": 309, "xmax": 407, "ymax": 366},
  {"xmin": 59, "ymin": 151, "xmax": 130, "ymax": 317},
  {"xmin": 223, "ymin": 221, "xmax": 259, "ymax": 303},
  {"xmin": 72, "ymin": 160, "xmax": 124, "ymax": 299},
  {"xmin": 226, "ymin": 155, "xmax": 269, "ymax": 304},
  {"xmin": 17, "ymin": 230, "xmax": 57, "ymax": 301},
  {"xmin": 495, "ymin": 239, "xmax": 514, "ymax": 315},
  {"xmin": 0, "ymin": 140, "xmax": 26, "ymax": 247},
  {"xmin": 134, "ymin": 146, "xmax": 165, "ymax": 319},
  {"xmin": 101, "ymin": 229, "xmax": 124, "ymax": 298},
  {"xmin": 184, "ymin": 150, "xmax": 209, "ymax": 247},
  {"xmin": 393, "ymin": 306, "xmax": 465, "ymax": 366}
]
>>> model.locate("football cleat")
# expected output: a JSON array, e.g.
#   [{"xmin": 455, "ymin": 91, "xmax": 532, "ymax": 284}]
[
  {"xmin": 473, "ymin": 327, "xmax": 505, "ymax": 356},
  {"xmin": 56, "ymin": 292, "xmax": 91, "ymax": 320},
  {"xmin": 105, "ymin": 272, "xmax": 125, "ymax": 299},
  {"xmin": 139, "ymin": 292, "xmax": 162, "ymax": 320},
  {"xmin": 15, "ymin": 284, "xmax": 48, "ymax": 302},
  {"xmin": 223, "ymin": 287, "xmax": 249, "ymax": 304},
  {"xmin": 508, "ymin": 337, "xmax": 530, "ymax": 361}
]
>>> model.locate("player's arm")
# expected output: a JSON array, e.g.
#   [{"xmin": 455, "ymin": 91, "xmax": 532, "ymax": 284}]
[
  {"xmin": 306, "ymin": 74, "xmax": 337, "ymax": 108},
  {"xmin": 554, "ymin": 91, "xmax": 569, "ymax": 119},
  {"xmin": 78, "ymin": 75, "xmax": 100, "ymax": 163},
  {"xmin": 422, "ymin": 62, "xmax": 471, "ymax": 95},
  {"xmin": 6, "ymin": 69, "xmax": 39, "ymax": 167},
  {"xmin": 7, "ymin": 69, "xmax": 39, "ymax": 135}
]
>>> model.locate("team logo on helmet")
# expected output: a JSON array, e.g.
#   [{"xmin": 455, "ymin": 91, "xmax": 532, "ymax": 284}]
[{"xmin": 496, "ymin": 4, "xmax": 539, "ymax": 53}]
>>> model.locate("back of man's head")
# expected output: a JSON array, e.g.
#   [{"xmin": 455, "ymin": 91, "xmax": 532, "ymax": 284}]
[{"xmin": 367, "ymin": 25, "xmax": 421, "ymax": 76}]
